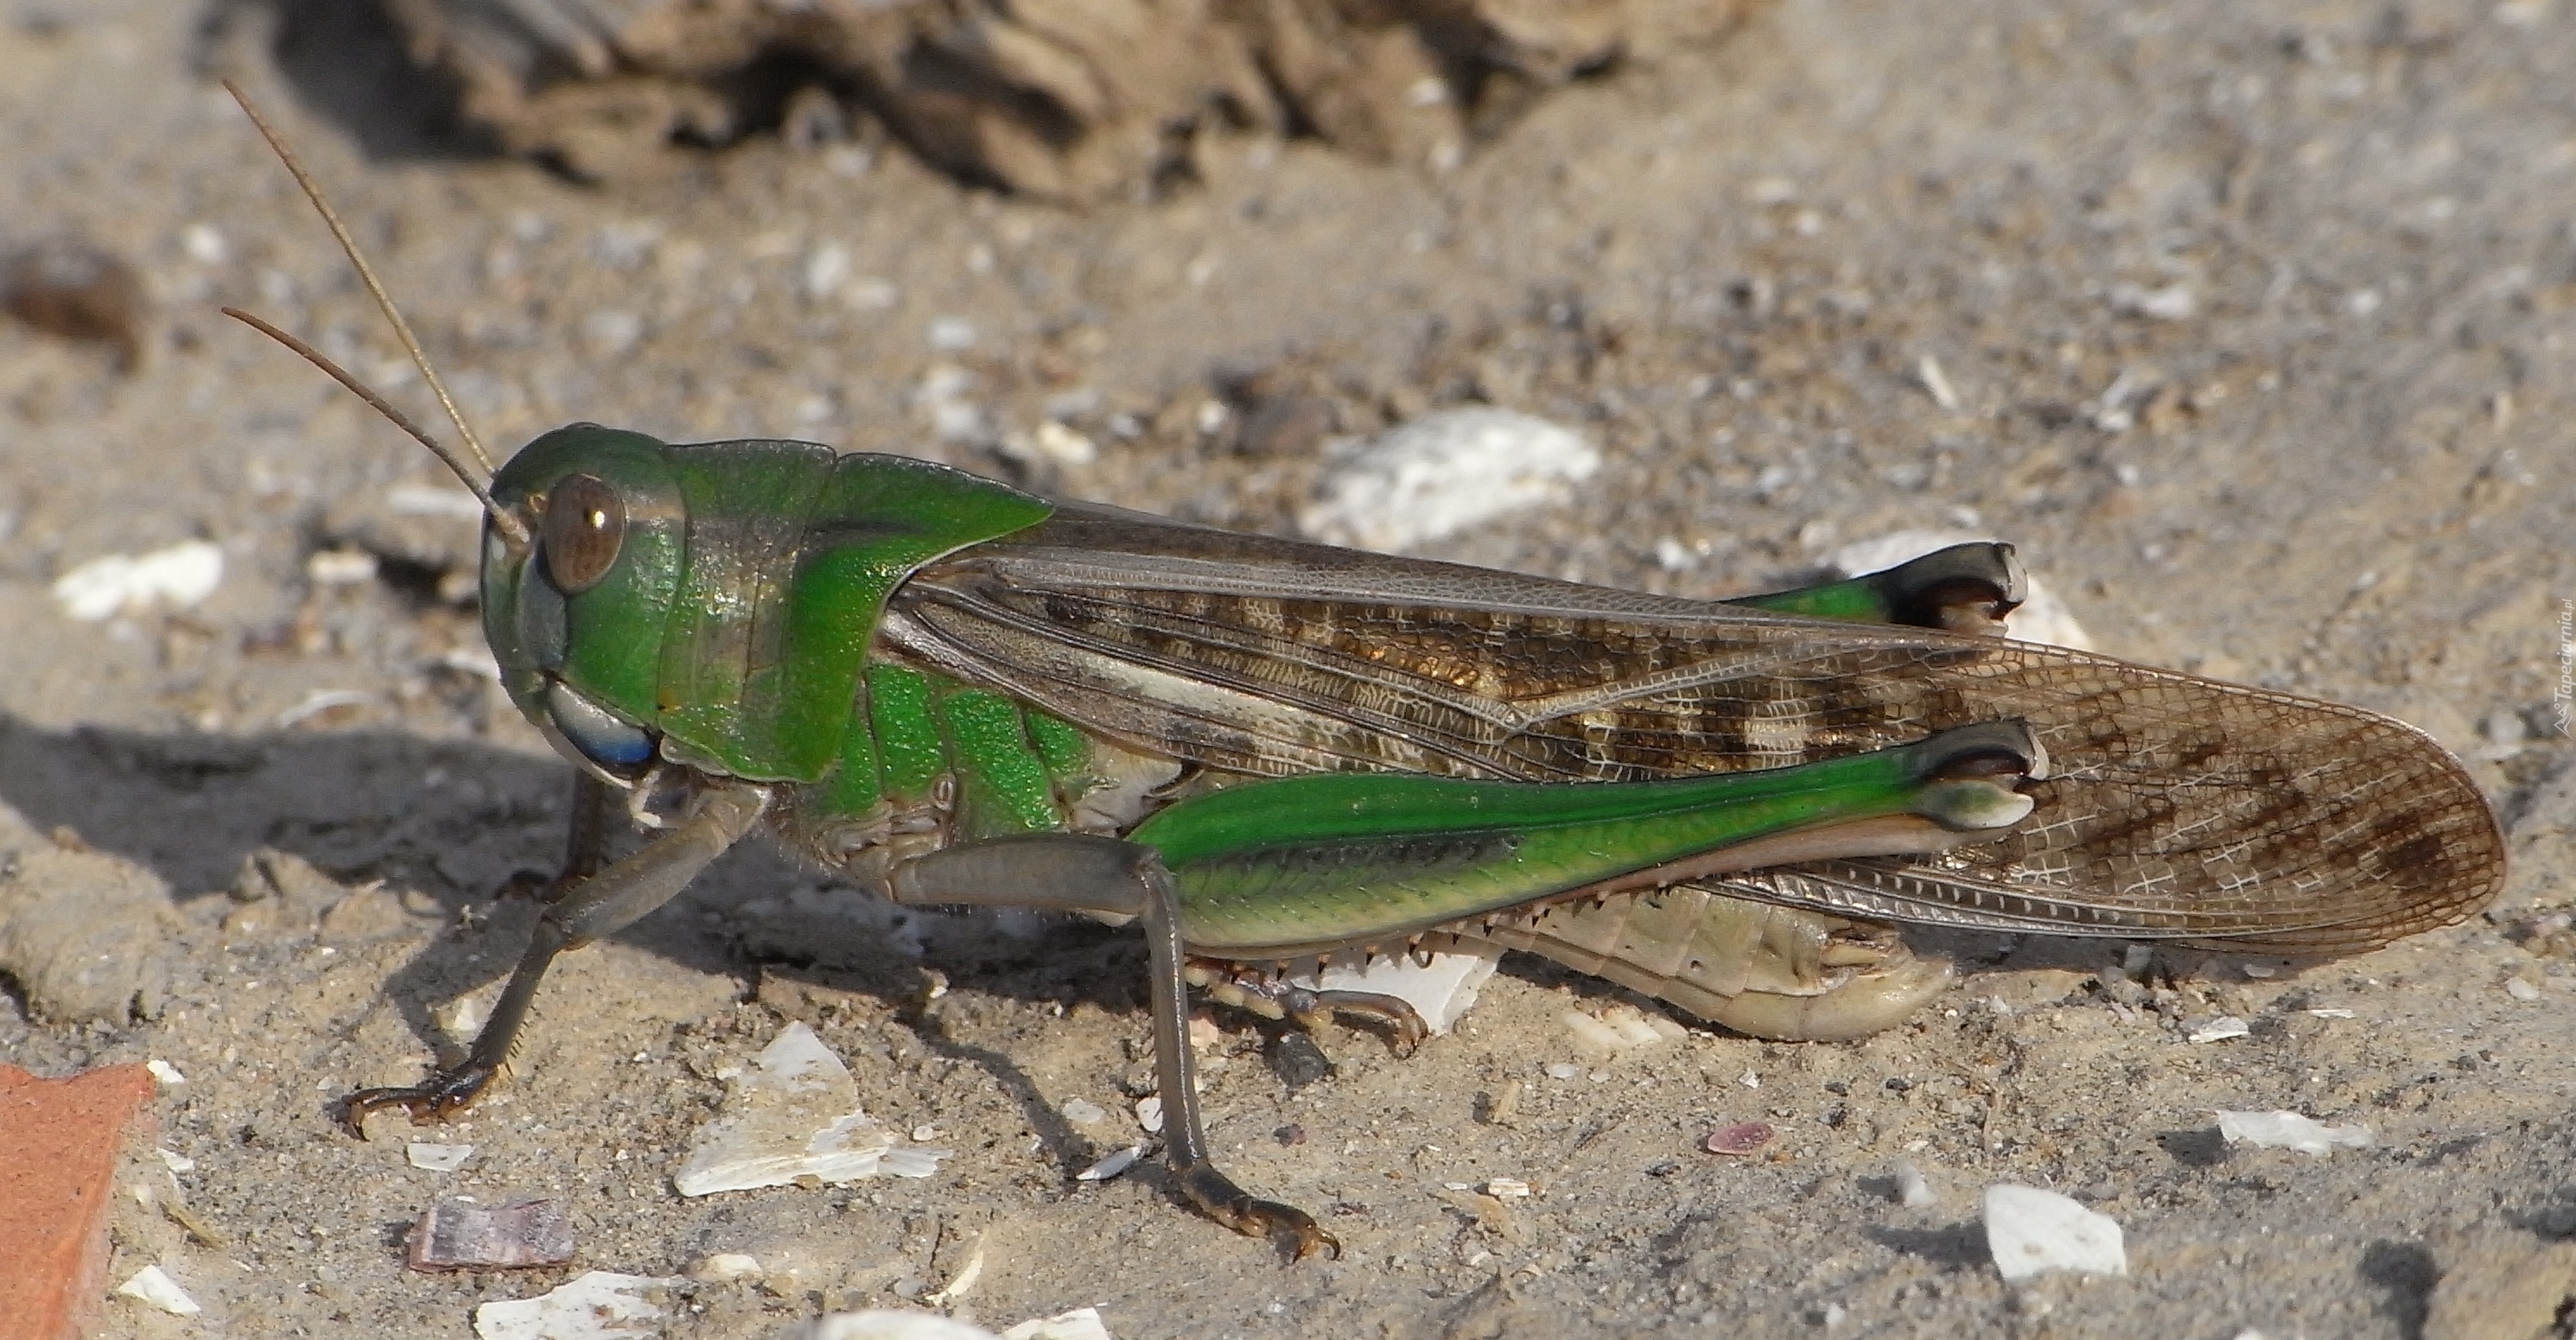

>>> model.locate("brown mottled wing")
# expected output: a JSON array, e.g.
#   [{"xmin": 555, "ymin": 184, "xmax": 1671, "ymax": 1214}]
[{"xmin": 880, "ymin": 502, "xmax": 2503, "ymax": 955}]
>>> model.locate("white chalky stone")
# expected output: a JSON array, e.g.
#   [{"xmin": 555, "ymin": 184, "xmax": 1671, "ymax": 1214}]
[{"xmin": 1301, "ymin": 408, "xmax": 1599, "ymax": 553}]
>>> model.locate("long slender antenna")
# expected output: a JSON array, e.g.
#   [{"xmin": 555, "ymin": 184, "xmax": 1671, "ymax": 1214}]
[
  {"xmin": 221, "ymin": 79, "xmax": 498, "ymax": 479},
  {"xmin": 221, "ymin": 307, "xmax": 527, "ymax": 545}
]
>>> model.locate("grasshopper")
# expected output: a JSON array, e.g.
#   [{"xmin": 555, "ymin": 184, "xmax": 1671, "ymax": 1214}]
[{"xmin": 220, "ymin": 86, "xmax": 2503, "ymax": 1260}]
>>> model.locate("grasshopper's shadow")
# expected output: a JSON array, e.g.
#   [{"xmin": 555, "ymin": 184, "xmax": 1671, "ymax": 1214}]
[
  {"xmin": 0, "ymin": 713, "xmax": 1156, "ymax": 1178},
  {"xmin": 0, "ymin": 714, "xmax": 736, "ymax": 1067}
]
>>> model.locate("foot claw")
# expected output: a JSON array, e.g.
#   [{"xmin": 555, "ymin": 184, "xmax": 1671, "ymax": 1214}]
[
  {"xmin": 1291, "ymin": 988, "xmax": 1428, "ymax": 1057},
  {"xmin": 340, "ymin": 1068, "xmax": 496, "ymax": 1138},
  {"xmin": 1225, "ymin": 1197, "xmax": 1340, "ymax": 1262},
  {"xmin": 1178, "ymin": 1164, "xmax": 1339, "ymax": 1261}
]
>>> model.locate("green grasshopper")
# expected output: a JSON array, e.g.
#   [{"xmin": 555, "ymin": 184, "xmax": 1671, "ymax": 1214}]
[{"xmin": 221, "ymin": 86, "xmax": 2503, "ymax": 1260}]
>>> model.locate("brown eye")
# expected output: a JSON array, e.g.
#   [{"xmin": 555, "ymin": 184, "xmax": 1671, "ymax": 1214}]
[{"xmin": 539, "ymin": 473, "xmax": 624, "ymax": 595}]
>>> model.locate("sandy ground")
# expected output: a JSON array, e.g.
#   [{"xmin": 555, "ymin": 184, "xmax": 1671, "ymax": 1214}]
[{"xmin": 3, "ymin": 1, "xmax": 2573, "ymax": 1337}]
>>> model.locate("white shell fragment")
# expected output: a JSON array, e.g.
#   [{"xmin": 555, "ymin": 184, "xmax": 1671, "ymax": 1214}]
[
  {"xmin": 803, "ymin": 1308, "xmax": 1110, "ymax": 1340},
  {"xmin": 1982, "ymin": 1184, "xmax": 2128, "ymax": 1280},
  {"xmin": 2186, "ymin": 1015, "xmax": 2252, "ymax": 1043},
  {"xmin": 145, "ymin": 1058, "xmax": 187, "ymax": 1087},
  {"xmin": 1002, "ymin": 1307, "xmax": 1116, "ymax": 1340},
  {"xmin": 2215, "ymin": 1109, "xmax": 2374, "ymax": 1155},
  {"xmin": 1892, "ymin": 1160, "xmax": 1938, "ymax": 1208},
  {"xmin": 1822, "ymin": 530, "xmax": 2095, "ymax": 651},
  {"xmin": 1283, "ymin": 947, "xmax": 1500, "ymax": 1036},
  {"xmin": 408, "ymin": 1142, "xmax": 476, "ymax": 1172},
  {"xmin": 672, "ymin": 1022, "xmax": 951, "ymax": 1196},
  {"xmin": 805, "ymin": 1313, "xmax": 1002, "ymax": 1340},
  {"xmin": 1076, "ymin": 1146, "xmax": 1144, "ymax": 1181},
  {"xmin": 1300, "ymin": 407, "xmax": 1600, "ymax": 553},
  {"xmin": 115, "ymin": 1265, "xmax": 201, "ymax": 1315},
  {"xmin": 52, "ymin": 539, "xmax": 224, "ymax": 621},
  {"xmin": 474, "ymin": 1272, "xmax": 678, "ymax": 1340}
]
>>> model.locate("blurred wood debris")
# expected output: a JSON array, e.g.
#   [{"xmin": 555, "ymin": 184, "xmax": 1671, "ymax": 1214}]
[
  {"xmin": 3, "ymin": 239, "xmax": 146, "ymax": 372},
  {"xmin": 385, "ymin": 0, "xmax": 1761, "ymax": 193}
]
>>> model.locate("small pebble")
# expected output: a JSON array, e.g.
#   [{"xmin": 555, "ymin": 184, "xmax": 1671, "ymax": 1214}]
[
  {"xmin": 1029, "ymin": 420, "xmax": 1097, "ymax": 467},
  {"xmin": 1134, "ymin": 1095, "xmax": 1163, "ymax": 1134},
  {"xmin": 1059, "ymin": 1096, "xmax": 1107, "ymax": 1126},
  {"xmin": 1702, "ymin": 1121, "xmax": 1776, "ymax": 1156},
  {"xmin": 1266, "ymin": 1032, "xmax": 1334, "ymax": 1090},
  {"xmin": 1483, "ymin": 1177, "xmax": 1531, "ymax": 1198},
  {"xmin": 52, "ymin": 540, "xmax": 224, "ymax": 622},
  {"xmin": 1917, "ymin": 353, "xmax": 1961, "ymax": 410},
  {"xmin": 1544, "ymin": 1063, "xmax": 1581, "ymax": 1080},
  {"xmin": 306, "ymin": 547, "xmax": 380, "ymax": 586},
  {"xmin": 690, "ymin": 1253, "xmax": 765, "ymax": 1282},
  {"xmin": 2505, "ymin": 977, "xmax": 2541, "ymax": 1002},
  {"xmin": 2109, "ymin": 281, "xmax": 2198, "ymax": 321},
  {"xmin": 145, "ymin": 1059, "xmax": 187, "ymax": 1086}
]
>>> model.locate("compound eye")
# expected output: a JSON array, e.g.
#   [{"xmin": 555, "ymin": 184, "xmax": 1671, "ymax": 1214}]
[
  {"xmin": 539, "ymin": 473, "xmax": 624, "ymax": 595},
  {"xmin": 545, "ymin": 679, "xmax": 655, "ymax": 776}
]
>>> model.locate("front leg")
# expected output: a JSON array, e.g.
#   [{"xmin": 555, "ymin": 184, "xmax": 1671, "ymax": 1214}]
[
  {"xmin": 891, "ymin": 836, "xmax": 1339, "ymax": 1261},
  {"xmin": 343, "ymin": 779, "xmax": 771, "ymax": 1133}
]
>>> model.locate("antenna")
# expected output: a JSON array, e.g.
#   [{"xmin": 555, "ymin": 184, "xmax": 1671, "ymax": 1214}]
[
  {"xmin": 220, "ymin": 306, "xmax": 520, "ymax": 533},
  {"xmin": 219, "ymin": 79, "xmax": 530, "ymax": 548}
]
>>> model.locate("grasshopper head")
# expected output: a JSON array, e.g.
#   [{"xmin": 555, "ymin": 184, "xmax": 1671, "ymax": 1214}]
[{"xmin": 480, "ymin": 423, "xmax": 685, "ymax": 786}]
